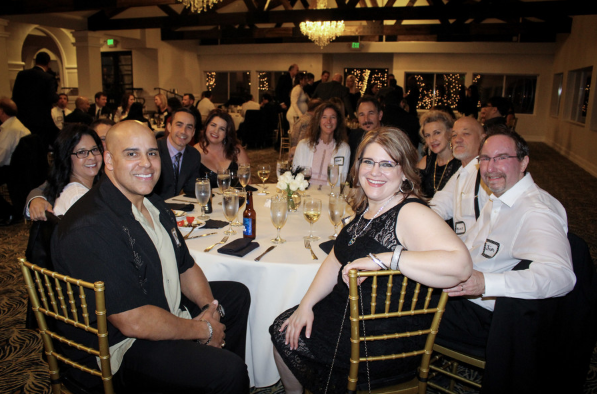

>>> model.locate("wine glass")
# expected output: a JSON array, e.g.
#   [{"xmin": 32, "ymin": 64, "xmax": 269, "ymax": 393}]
[
  {"xmin": 328, "ymin": 194, "xmax": 346, "ymax": 240},
  {"xmin": 222, "ymin": 190, "xmax": 239, "ymax": 235},
  {"xmin": 303, "ymin": 197, "xmax": 322, "ymax": 241},
  {"xmin": 257, "ymin": 164, "xmax": 271, "ymax": 195},
  {"xmin": 217, "ymin": 169, "xmax": 231, "ymax": 193},
  {"xmin": 195, "ymin": 177, "xmax": 211, "ymax": 220},
  {"xmin": 232, "ymin": 190, "xmax": 246, "ymax": 226},
  {"xmin": 238, "ymin": 164, "xmax": 251, "ymax": 193},
  {"xmin": 229, "ymin": 169, "xmax": 238, "ymax": 189},
  {"xmin": 327, "ymin": 164, "xmax": 340, "ymax": 195},
  {"xmin": 270, "ymin": 195, "xmax": 289, "ymax": 244},
  {"xmin": 303, "ymin": 166, "xmax": 313, "ymax": 197}
]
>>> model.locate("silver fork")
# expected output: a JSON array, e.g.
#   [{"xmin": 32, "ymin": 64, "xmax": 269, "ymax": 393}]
[
  {"xmin": 304, "ymin": 239, "xmax": 318, "ymax": 260},
  {"xmin": 204, "ymin": 235, "xmax": 229, "ymax": 252}
]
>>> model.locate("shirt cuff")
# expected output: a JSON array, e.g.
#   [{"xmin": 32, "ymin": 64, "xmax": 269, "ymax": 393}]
[{"xmin": 482, "ymin": 271, "xmax": 506, "ymax": 297}]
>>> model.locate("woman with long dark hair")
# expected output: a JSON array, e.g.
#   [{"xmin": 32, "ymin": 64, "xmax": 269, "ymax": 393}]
[
  {"xmin": 194, "ymin": 108, "xmax": 250, "ymax": 188},
  {"xmin": 114, "ymin": 93, "xmax": 135, "ymax": 122},
  {"xmin": 123, "ymin": 102, "xmax": 153, "ymax": 130},
  {"xmin": 44, "ymin": 124, "xmax": 103, "ymax": 216}
]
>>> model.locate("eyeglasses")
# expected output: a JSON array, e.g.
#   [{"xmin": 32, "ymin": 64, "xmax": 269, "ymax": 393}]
[
  {"xmin": 359, "ymin": 158, "xmax": 398, "ymax": 173},
  {"xmin": 478, "ymin": 155, "xmax": 518, "ymax": 164},
  {"xmin": 72, "ymin": 147, "xmax": 101, "ymax": 159}
]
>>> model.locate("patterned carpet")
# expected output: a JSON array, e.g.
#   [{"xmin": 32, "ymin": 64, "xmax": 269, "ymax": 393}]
[{"xmin": 0, "ymin": 142, "xmax": 595, "ymax": 393}]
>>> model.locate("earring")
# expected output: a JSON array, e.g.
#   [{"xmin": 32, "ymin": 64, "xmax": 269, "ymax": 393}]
[{"xmin": 399, "ymin": 178, "xmax": 415, "ymax": 194}]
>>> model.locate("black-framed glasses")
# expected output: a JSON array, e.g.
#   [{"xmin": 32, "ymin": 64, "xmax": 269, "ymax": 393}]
[
  {"xmin": 359, "ymin": 158, "xmax": 398, "ymax": 173},
  {"xmin": 71, "ymin": 147, "xmax": 101, "ymax": 159},
  {"xmin": 478, "ymin": 155, "xmax": 518, "ymax": 164}
]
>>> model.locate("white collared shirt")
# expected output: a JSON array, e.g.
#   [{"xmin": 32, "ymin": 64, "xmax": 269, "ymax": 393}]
[
  {"xmin": 51, "ymin": 106, "xmax": 72, "ymax": 130},
  {"xmin": 462, "ymin": 173, "xmax": 576, "ymax": 311},
  {"xmin": 430, "ymin": 157, "xmax": 490, "ymax": 239},
  {"xmin": 0, "ymin": 116, "xmax": 31, "ymax": 166}
]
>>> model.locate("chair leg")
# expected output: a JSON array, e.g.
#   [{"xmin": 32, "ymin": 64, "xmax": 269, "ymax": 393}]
[{"xmin": 449, "ymin": 361, "xmax": 458, "ymax": 391}]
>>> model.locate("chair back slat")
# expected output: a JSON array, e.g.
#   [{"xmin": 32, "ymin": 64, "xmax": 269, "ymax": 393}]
[
  {"xmin": 66, "ymin": 282, "xmax": 79, "ymax": 323},
  {"xmin": 19, "ymin": 258, "xmax": 114, "ymax": 394},
  {"xmin": 347, "ymin": 268, "xmax": 449, "ymax": 393},
  {"xmin": 370, "ymin": 275, "xmax": 378, "ymax": 314}
]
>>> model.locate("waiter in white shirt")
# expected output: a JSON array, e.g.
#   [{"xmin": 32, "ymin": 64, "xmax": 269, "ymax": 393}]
[{"xmin": 51, "ymin": 93, "xmax": 72, "ymax": 130}]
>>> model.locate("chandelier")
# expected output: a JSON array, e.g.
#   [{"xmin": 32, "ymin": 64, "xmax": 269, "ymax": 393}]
[
  {"xmin": 177, "ymin": 0, "xmax": 221, "ymax": 13},
  {"xmin": 300, "ymin": 0, "xmax": 345, "ymax": 48}
]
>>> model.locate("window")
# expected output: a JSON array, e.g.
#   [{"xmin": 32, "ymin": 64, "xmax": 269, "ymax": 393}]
[
  {"xmin": 403, "ymin": 73, "xmax": 465, "ymax": 110},
  {"xmin": 257, "ymin": 71, "xmax": 284, "ymax": 101},
  {"xmin": 204, "ymin": 71, "xmax": 251, "ymax": 104},
  {"xmin": 345, "ymin": 68, "xmax": 389, "ymax": 95},
  {"xmin": 474, "ymin": 74, "xmax": 537, "ymax": 114},
  {"xmin": 550, "ymin": 73, "xmax": 564, "ymax": 117},
  {"xmin": 565, "ymin": 67, "xmax": 592, "ymax": 124}
]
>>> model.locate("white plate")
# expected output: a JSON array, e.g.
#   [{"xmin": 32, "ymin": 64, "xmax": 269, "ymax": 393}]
[
  {"xmin": 177, "ymin": 219, "xmax": 206, "ymax": 232},
  {"xmin": 173, "ymin": 210, "xmax": 186, "ymax": 217}
]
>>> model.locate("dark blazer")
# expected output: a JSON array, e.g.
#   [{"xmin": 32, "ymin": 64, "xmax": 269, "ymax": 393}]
[
  {"xmin": 153, "ymin": 137, "xmax": 201, "ymax": 199},
  {"xmin": 88, "ymin": 104, "xmax": 112, "ymax": 120},
  {"xmin": 313, "ymin": 81, "xmax": 354, "ymax": 117},
  {"xmin": 11, "ymin": 66, "xmax": 59, "ymax": 144},
  {"xmin": 64, "ymin": 109, "xmax": 93, "ymax": 126},
  {"xmin": 275, "ymin": 73, "xmax": 293, "ymax": 108}
]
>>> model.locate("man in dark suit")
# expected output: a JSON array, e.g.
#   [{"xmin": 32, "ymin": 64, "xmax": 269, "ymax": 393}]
[
  {"xmin": 65, "ymin": 97, "xmax": 93, "ymax": 126},
  {"xmin": 312, "ymin": 73, "xmax": 353, "ymax": 117},
  {"xmin": 88, "ymin": 92, "xmax": 111, "ymax": 120},
  {"xmin": 275, "ymin": 64, "xmax": 299, "ymax": 110},
  {"xmin": 11, "ymin": 51, "xmax": 59, "ymax": 147},
  {"xmin": 312, "ymin": 70, "xmax": 330, "ymax": 93},
  {"xmin": 153, "ymin": 107, "xmax": 201, "ymax": 199}
]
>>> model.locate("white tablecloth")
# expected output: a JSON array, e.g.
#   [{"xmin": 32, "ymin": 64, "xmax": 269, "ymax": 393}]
[
  {"xmin": 168, "ymin": 186, "xmax": 345, "ymax": 387},
  {"xmin": 229, "ymin": 112, "xmax": 244, "ymax": 131}
]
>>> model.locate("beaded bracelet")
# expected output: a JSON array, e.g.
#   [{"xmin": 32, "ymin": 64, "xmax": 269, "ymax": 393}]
[{"xmin": 199, "ymin": 319, "xmax": 213, "ymax": 345}]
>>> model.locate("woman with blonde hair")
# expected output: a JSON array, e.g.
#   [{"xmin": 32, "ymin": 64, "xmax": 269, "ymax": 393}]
[
  {"xmin": 417, "ymin": 110, "xmax": 460, "ymax": 197},
  {"xmin": 154, "ymin": 93, "xmax": 168, "ymax": 126},
  {"xmin": 270, "ymin": 126, "xmax": 472, "ymax": 394}
]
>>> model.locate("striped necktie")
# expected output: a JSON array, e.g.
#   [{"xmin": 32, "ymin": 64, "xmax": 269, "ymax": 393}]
[{"xmin": 173, "ymin": 152, "xmax": 182, "ymax": 187}]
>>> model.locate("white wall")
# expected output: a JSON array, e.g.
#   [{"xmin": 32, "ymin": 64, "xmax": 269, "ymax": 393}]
[{"xmin": 546, "ymin": 15, "xmax": 597, "ymax": 176}]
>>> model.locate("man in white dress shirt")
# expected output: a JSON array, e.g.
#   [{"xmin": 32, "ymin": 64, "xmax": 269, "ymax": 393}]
[
  {"xmin": 430, "ymin": 116, "xmax": 490, "ymax": 238},
  {"xmin": 197, "ymin": 91, "xmax": 215, "ymax": 122},
  {"xmin": 438, "ymin": 126, "xmax": 576, "ymax": 354},
  {"xmin": 51, "ymin": 94, "xmax": 72, "ymax": 130}
]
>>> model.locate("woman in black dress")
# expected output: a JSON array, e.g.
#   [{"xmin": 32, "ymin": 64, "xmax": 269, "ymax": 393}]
[
  {"xmin": 417, "ymin": 110, "xmax": 461, "ymax": 198},
  {"xmin": 270, "ymin": 127, "xmax": 472, "ymax": 394}
]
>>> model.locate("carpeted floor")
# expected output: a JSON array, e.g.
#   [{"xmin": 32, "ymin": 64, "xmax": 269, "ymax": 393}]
[{"xmin": 1, "ymin": 142, "xmax": 596, "ymax": 393}]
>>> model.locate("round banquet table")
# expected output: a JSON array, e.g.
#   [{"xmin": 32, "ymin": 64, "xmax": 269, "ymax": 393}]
[{"xmin": 168, "ymin": 184, "xmax": 350, "ymax": 387}]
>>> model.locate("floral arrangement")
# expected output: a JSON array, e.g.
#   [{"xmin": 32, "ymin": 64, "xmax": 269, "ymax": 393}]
[{"xmin": 276, "ymin": 170, "xmax": 309, "ymax": 210}]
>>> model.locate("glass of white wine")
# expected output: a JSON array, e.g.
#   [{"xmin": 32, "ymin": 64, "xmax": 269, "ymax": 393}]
[
  {"xmin": 195, "ymin": 177, "xmax": 211, "ymax": 220},
  {"xmin": 217, "ymin": 169, "xmax": 231, "ymax": 193},
  {"xmin": 327, "ymin": 164, "xmax": 340, "ymax": 195},
  {"xmin": 222, "ymin": 190, "xmax": 239, "ymax": 235},
  {"xmin": 238, "ymin": 164, "xmax": 251, "ymax": 193},
  {"xmin": 270, "ymin": 195, "xmax": 289, "ymax": 244},
  {"xmin": 328, "ymin": 194, "xmax": 346, "ymax": 240},
  {"xmin": 257, "ymin": 164, "xmax": 271, "ymax": 195},
  {"xmin": 232, "ymin": 190, "xmax": 246, "ymax": 226},
  {"xmin": 303, "ymin": 197, "xmax": 322, "ymax": 241}
]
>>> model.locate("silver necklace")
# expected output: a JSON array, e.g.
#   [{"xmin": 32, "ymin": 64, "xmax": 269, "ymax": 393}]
[{"xmin": 348, "ymin": 194, "xmax": 397, "ymax": 246}]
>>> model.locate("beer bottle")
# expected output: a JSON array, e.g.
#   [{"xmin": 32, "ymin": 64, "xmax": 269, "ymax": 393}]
[{"xmin": 243, "ymin": 191, "xmax": 256, "ymax": 239}]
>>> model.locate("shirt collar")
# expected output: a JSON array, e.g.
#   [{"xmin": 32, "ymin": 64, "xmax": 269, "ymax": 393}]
[
  {"xmin": 461, "ymin": 156, "xmax": 479, "ymax": 174},
  {"xmin": 492, "ymin": 172, "xmax": 534, "ymax": 207},
  {"xmin": 166, "ymin": 137, "xmax": 184, "ymax": 159}
]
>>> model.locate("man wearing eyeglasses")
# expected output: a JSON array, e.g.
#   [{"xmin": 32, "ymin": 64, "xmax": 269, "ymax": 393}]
[{"xmin": 437, "ymin": 126, "xmax": 575, "ymax": 388}]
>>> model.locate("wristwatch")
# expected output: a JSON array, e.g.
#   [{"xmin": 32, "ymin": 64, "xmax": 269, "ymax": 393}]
[{"xmin": 201, "ymin": 303, "xmax": 225, "ymax": 318}]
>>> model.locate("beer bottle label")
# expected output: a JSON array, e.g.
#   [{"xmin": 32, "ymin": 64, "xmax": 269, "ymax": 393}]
[{"xmin": 243, "ymin": 218, "xmax": 253, "ymax": 236}]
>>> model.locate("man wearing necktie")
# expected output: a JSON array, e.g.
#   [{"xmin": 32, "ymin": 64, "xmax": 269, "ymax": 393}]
[
  {"xmin": 51, "ymin": 93, "xmax": 72, "ymax": 130},
  {"xmin": 88, "ymin": 92, "xmax": 110, "ymax": 120},
  {"xmin": 436, "ymin": 126, "xmax": 576, "ymax": 391},
  {"xmin": 153, "ymin": 107, "xmax": 201, "ymax": 199}
]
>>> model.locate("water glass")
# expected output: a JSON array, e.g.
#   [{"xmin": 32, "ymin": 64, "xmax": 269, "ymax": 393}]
[
  {"xmin": 195, "ymin": 178, "xmax": 211, "ymax": 220},
  {"xmin": 327, "ymin": 164, "xmax": 340, "ymax": 195},
  {"xmin": 217, "ymin": 169, "xmax": 231, "ymax": 192},
  {"xmin": 222, "ymin": 190, "xmax": 239, "ymax": 235},
  {"xmin": 270, "ymin": 196, "xmax": 289, "ymax": 244},
  {"xmin": 232, "ymin": 190, "xmax": 246, "ymax": 226},
  {"xmin": 238, "ymin": 164, "xmax": 251, "ymax": 193}
]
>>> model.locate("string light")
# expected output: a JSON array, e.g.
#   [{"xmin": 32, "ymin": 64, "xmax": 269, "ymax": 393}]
[
  {"xmin": 205, "ymin": 72, "xmax": 216, "ymax": 91},
  {"xmin": 259, "ymin": 72, "xmax": 269, "ymax": 91}
]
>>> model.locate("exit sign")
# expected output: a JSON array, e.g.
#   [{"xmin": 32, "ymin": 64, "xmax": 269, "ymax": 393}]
[{"xmin": 352, "ymin": 42, "xmax": 360, "ymax": 49}]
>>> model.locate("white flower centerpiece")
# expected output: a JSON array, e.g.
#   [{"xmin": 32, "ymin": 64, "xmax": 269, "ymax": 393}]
[{"xmin": 276, "ymin": 170, "xmax": 309, "ymax": 211}]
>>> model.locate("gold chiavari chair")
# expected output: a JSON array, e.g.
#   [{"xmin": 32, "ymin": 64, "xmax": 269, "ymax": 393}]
[
  {"xmin": 347, "ymin": 269, "xmax": 449, "ymax": 394},
  {"xmin": 19, "ymin": 258, "xmax": 114, "ymax": 394}
]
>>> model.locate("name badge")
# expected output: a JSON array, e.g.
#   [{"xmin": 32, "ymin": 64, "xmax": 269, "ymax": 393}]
[
  {"xmin": 334, "ymin": 156, "xmax": 344, "ymax": 166},
  {"xmin": 171, "ymin": 227, "xmax": 181, "ymax": 247},
  {"xmin": 454, "ymin": 221, "xmax": 466, "ymax": 235},
  {"xmin": 482, "ymin": 239, "xmax": 500, "ymax": 258}
]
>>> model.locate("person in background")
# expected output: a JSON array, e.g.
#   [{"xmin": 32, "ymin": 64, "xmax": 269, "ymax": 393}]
[
  {"xmin": 312, "ymin": 70, "xmax": 330, "ymax": 93},
  {"xmin": 194, "ymin": 108, "xmax": 250, "ymax": 189},
  {"xmin": 64, "ymin": 97, "xmax": 93, "ymax": 126},
  {"xmin": 154, "ymin": 93, "xmax": 168, "ymax": 126},
  {"xmin": 44, "ymin": 124, "xmax": 103, "ymax": 216},
  {"xmin": 276, "ymin": 64, "xmax": 299, "ymax": 111},
  {"xmin": 292, "ymin": 101, "xmax": 350, "ymax": 185},
  {"xmin": 417, "ymin": 110, "xmax": 461, "ymax": 198},
  {"xmin": 289, "ymin": 98, "xmax": 322, "ymax": 161},
  {"xmin": 303, "ymin": 73, "xmax": 316, "ymax": 97},
  {"xmin": 271, "ymin": 127, "xmax": 472, "ymax": 394},
  {"xmin": 364, "ymin": 82, "xmax": 380, "ymax": 97},
  {"xmin": 182, "ymin": 93, "xmax": 195, "ymax": 108},
  {"xmin": 240, "ymin": 94, "xmax": 260, "ymax": 117},
  {"xmin": 482, "ymin": 96, "xmax": 510, "ymax": 129},
  {"xmin": 287, "ymin": 72, "xmax": 308, "ymax": 126},
  {"xmin": 51, "ymin": 94, "xmax": 72, "ymax": 130},
  {"xmin": 347, "ymin": 96, "xmax": 383, "ymax": 174},
  {"xmin": 114, "ymin": 93, "xmax": 135, "ymax": 123},
  {"xmin": 345, "ymin": 75, "xmax": 361, "ymax": 118},
  {"xmin": 88, "ymin": 92, "xmax": 110, "ymax": 120},
  {"xmin": 123, "ymin": 102, "xmax": 153, "ymax": 130},
  {"xmin": 197, "ymin": 91, "xmax": 216, "ymax": 124}
]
